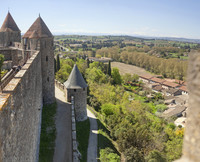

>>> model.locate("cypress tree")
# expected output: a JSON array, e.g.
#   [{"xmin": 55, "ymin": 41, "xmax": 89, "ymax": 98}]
[
  {"xmin": 87, "ymin": 58, "xmax": 90, "ymax": 68},
  {"xmin": 57, "ymin": 54, "xmax": 60, "ymax": 71},
  {"xmin": 54, "ymin": 58, "xmax": 57, "ymax": 73},
  {"xmin": 107, "ymin": 60, "xmax": 111, "ymax": 76}
]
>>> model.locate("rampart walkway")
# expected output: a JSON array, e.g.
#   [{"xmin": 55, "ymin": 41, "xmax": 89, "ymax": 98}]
[{"xmin": 53, "ymin": 86, "xmax": 72, "ymax": 162}]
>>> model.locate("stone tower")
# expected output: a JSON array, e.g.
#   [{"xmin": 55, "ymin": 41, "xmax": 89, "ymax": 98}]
[
  {"xmin": 23, "ymin": 16, "xmax": 55, "ymax": 104},
  {"xmin": 0, "ymin": 12, "xmax": 21, "ymax": 47},
  {"xmin": 64, "ymin": 64, "xmax": 88, "ymax": 121}
]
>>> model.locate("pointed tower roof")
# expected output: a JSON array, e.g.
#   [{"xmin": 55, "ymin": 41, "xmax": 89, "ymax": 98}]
[
  {"xmin": 0, "ymin": 12, "xmax": 20, "ymax": 32},
  {"xmin": 23, "ymin": 16, "xmax": 52, "ymax": 38},
  {"xmin": 64, "ymin": 64, "xmax": 88, "ymax": 89}
]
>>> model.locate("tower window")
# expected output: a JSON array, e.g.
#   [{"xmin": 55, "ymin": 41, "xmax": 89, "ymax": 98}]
[
  {"xmin": 47, "ymin": 77, "xmax": 49, "ymax": 82},
  {"xmin": 74, "ymin": 89, "xmax": 76, "ymax": 92},
  {"xmin": 83, "ymin": 88, "xmax": 85, "ymax": 91},
  {"xmin": 46, "ymin": 56, "xmax": 48, "ymax": 61}
]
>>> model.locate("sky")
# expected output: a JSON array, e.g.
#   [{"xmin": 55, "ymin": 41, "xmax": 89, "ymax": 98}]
[{"xmin": 0, "ymin": 0, "xmax": 200, "ymax": 39}]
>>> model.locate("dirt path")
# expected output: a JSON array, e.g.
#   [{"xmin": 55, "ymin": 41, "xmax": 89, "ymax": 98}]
[
  {"xmin": 87, "ymin": 109, "xmax": 98, "ymax": 162},
  {"xmin": 53, "ymin": 86, "xmax": 72, "ymax": 162},
  {"xmin": 111, "ymin": 61, "xmax": 153, "ymax": 76}
]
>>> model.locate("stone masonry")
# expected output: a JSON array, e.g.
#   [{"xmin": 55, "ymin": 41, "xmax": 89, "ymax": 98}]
[{"xmin": 0, "ymin": 12, "xmax": 55, "ymax": 161}]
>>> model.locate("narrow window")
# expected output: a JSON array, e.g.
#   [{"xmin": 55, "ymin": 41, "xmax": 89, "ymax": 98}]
[
  {"xmin": 46, "ymin": 56, "xmax": 48, "ymax": 61},
  {"xmin": 47, "ymin": 77, "xmax": 49, "ymax": 82},
  {"xmin": 83, "ymin": 88, "xmax": 85, "ymax": 91},
  {"xmin": 74, "ymin": 89, "xmax": 76, "ymax": 92}
]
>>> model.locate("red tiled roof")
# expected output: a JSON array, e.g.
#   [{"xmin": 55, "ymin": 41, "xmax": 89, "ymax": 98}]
[
  {"xmin": 23, "ymin": 16, "xmax": 52, "ymax": 38},
  {"xmin": 179, "ymin": 86, "xmax": 188, "ymax": 92},
  {"xmin": 150, "ymin": 77, "xmax": 165, "ymax": 84},
  {"xmin": 175, "ymin": 79, "xmax": 185, "ymax": 85},
  {"xmin": 162, "ymin": 81, "xmax": 179, "ymax": 88},
  {"xmin": 139, "ymin": 75, "xmax": 154, "ymax": 80},
  {"xmin": 0, "ymin": 12, "xmax": 20, "ymax": 32},
  {"xmin": 152, "ymin": 85, "xmax": 163, "ymax": 91}
]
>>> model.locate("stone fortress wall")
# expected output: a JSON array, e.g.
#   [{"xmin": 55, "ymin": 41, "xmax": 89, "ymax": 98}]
[
  {"xmin": 0, "ymin": 51, "xmax": 43, "ymax": 162},
  {"xmin": 67, "ymin": 89, "xmax": 87, "ymax": 121}
]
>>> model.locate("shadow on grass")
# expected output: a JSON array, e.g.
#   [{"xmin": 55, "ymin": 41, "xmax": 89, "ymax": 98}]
[{"xmin": 97, "ymin": 119, "xmax": 120, "ymax": 161}]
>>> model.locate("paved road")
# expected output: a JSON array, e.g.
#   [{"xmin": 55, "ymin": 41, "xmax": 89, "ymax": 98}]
[
  {"xmin": 55, "ymin": 43, "xmax": 69, "ymax": 51},
  {"xmin": 87, "ymin": 109, "xmax": 98, "ymax": 162},
  {"xmin": 53, "ymin": 86, "xmax": 72, "ymax": 162}
]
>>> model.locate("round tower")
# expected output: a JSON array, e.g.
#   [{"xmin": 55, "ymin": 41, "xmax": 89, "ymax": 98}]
[
  {"xmin": 0, "ymin": 12, "xmax": 21, "ymax": 47},
  {"xmin": 64, "ymin": 64, "xmax": 88, "ymax": 121},
  {"xmin": 23, "ymin": 16, "xmax": 55, "ymax": 104}
]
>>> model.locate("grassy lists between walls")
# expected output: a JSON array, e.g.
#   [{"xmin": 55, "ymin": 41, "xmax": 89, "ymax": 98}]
[{"xmin": 39, "ymin": 103, "xmax": 57, "ymax": 162}]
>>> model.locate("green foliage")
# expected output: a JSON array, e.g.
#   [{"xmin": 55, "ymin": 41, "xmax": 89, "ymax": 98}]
[
  {"xmin": 76, "ymin": 119, "xmax": 90, "ymax": 162},
  {"xmin": 86, "ymin": 67, "xmax": 108, "ymax": 84},
  {"xmin": 0, "ymin": 54, "xmax": 4, "ymax": 68},
  {"xmin": 39, "ymin": 103, "xmax": 57, "ymax": 162},
  {"xmin": 145, "ymin": 150, "xmax": 167, "ymax": 162},
  {"xmin": 0, "ymin": 54, "xmax": 4, "ymax": 81},
  {"xmin": 100, "ymin": 148, "xmax": 120, "ymax": 162},
  {"xmin": 155, "ymin": 104, "xmax": 167, "ymax": 112},
  {"xmin": 111, "ymin": 68, "xmax": 122, "ymax": 85},
  {"xmin": 124, "ymin": 147, "xmax": 144, "ymax": 162},
  {"xmin": 101, "ymin": 103, "xmax": 118, "ymax": 116}
]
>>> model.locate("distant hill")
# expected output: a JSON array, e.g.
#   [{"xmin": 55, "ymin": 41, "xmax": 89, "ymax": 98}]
[{"xmin": 54, "ymin": 33, "xmax": 200, "ymax": 44}]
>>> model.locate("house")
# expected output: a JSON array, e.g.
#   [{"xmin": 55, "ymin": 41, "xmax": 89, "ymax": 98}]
[
  {"xmin": 150, "ymin": 77, "xmax": 165, "ymax": 84},
  {"xmin": 162, "ymin": 105, "xmax": 186, "ymax": 118},
  {"xmin": 152, "ymin": 85, "xmax": 163, "ymax": 93},
  {"xmin": 179, "ymin": 86, "xmax": 188, "ymax": 95},
  {"xmin": 162, "ymin": 81, "xmax": 180, "ymax": 89},
  {"xmin": 139, "ymin": 75, "xmax": 153, "ymax": 84},
  {"xmin": 165, "ymin": 88, "xmax": 182, "ymax": 96},
  {"xmin": 174, "ymin": 117, "xmax": 187, "ymax": 127}
]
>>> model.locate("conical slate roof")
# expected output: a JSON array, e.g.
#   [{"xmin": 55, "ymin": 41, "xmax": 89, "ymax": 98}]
[
  {"xmin": 29, "ymin": 30, "xmax": 39, "ymax": 39},
  {"xmin": 0, "ymin": 12, "xmax": 20, "ymax": 32},
  {"xmin": 64, "ymin": 64, "xmax": 88, "ymax": 89},
  {"xmin": 23, "ymin": 16, "xmax": 52, "ymax": 38}
]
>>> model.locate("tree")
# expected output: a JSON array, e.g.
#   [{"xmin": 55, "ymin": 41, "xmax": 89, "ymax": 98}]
[
  {"xmin": 111, "ymin": 68, "xmax": 122, "ymax": 85},
  {"xmin": 54, "ymin": 58, "xmax": 57, "ymax": 73},
  {"xmin": 0, "ymin": 54, "xmax": 4, "ymax": 83},
  {"xmin": 107, "ymin": 61, "xmax": 111, "ymax": 76},
  {"xmin": 57, "ymin": 54, "xmax": 60, "ymax": 71}
]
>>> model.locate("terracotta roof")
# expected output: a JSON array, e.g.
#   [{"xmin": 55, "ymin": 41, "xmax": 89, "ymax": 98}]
[
  {"xmin": 162, "ymin": 105, "xmax": 186, "ymax": 118},
  {"xmin": 166, "ymin": 88, "xmax": 181, "ymax": 94},
  {"xmin": 179, "ymin": 86, "xmax": 188, "ymax": 92},
  {"xmin": 162, "ymin": 81, "xmax": 179, "ymax": 88},
  {"xmin": 152, "ymin": 85, "xmax": 163, "ymax": 91},
  {"xmin": 175, "ymin": 79, "xmax": 185, "ymax": 85},
  {"xmin": 139, "ymin": 75, "xmax": 154, "ymax": 80},
  {"xmin": 64, "ymin": 64, "xmax": 88, "ymax": 89},
  {"xmin": 0, "ymin": 12, "xmax": 20, "ymax": 32},
  {"xmin": 23, "ymin": 16, "xmax": 52, "ymax": 38},
  {"xmin": 150, "ymin": 77, "xmax": 165, "ymax": 84}
]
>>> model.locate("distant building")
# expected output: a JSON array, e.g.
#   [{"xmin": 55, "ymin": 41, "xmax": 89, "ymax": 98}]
[
  {"xmin": 88, "ymin": 57, "xmax": 113, "ymax": 63},
  {"xmin": 64, "ymin": 64, "xmax": 88, "ymax": 121}
]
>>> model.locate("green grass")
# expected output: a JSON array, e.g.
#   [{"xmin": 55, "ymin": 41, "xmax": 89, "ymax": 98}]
[
  {"xmin": 39, "ymin": 102, "xmax": 57, "ymax": 162},
  {"xmin": 76, "ymin": 118, "xmax": 90, "ymax": 162}
]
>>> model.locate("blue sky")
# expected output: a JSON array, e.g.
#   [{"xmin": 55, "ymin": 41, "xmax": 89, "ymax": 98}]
[{"xmin": 0, "ymin": 0, "xmax": 200, "ymax": 39}]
